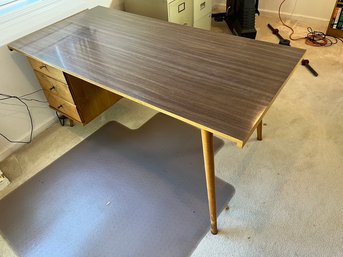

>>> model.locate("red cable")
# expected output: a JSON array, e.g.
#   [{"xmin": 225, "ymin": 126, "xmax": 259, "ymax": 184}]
[
  {"xmin": 277, "ymin": 0, "xmax": 342, "ymax": 47},
  {"xmin": 278, "ymin": 0, "xmax": 306, "ymax": 41}
]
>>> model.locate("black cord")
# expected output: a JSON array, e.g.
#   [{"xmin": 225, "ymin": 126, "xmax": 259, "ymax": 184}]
[
  {"xmin": 0, "ymin": 97, "xmax": 47, "ymax": 104},
  {"xmin": 0, "ymin": 90, "xmax": 41, "ymax": 144},
  {"xmin": 0, "ymin": 94, "xmax": 33, "ymax": 144},
  {"xmin": 306, "ymin": 27, "xmax": 343, "ymax": 47},
  {"xmin": 20, "ymin": 97, "xmax": 47, "ymax": 103},
  {"xmin": 20, "ymin": 89, "xmax": 43, "ymax": 98},
  {"xmin": 20, "ymin": 89, "xmax": 47, "ymax": 103},
  {"xmin": 55, "ymin": 111, "xmax": 65, "ymax": 126},
  {"xmin": 0, "ymin": 89, "xmax": 46, "ymax": 102}
]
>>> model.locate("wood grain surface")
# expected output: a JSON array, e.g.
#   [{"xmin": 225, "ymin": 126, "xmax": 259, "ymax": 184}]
[{"xmin": 8, "ymin": 6, "xmax": 305, "ymax": 147}]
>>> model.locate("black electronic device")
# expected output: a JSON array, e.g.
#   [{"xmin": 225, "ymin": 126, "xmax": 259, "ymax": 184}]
[
  {"xmin": 301, "ymin": 59, "xmax": 319, "ymax": 77},
  {"xmin": 212, "ymin": 0, "xmax": 259, "ymax": 39},
  {"xmin": 267, "ymin": 23, "xmax": 291, "ymax": 46}
]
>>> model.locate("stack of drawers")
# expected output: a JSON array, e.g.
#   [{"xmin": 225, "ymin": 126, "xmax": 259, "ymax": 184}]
[
  {"xmin": 167, "ymin": 0, "xmax": 193, "ymax": 26},
  {"xmin": 193, "ymin": 0, "xmax": 212, "ymax": 30},
  {"xmin": 30, "ymin": 58, "xmax": 82, "ymax": 122},
  {"xmin": 29, "ymin": 58, "xmax": 122, "ymax": 125}
]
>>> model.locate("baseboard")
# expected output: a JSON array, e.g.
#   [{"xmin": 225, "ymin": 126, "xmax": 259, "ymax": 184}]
[
  {"xmin": 211, "ymin": 4, "xmax": 329, "ymax": 23},
  {"xmin": 259, "ymin": 9, "xmax": 329, "ymax": 23},
  {"xmin": 0, "ymin": 116, "xmax": 57, "ymax": 162}
]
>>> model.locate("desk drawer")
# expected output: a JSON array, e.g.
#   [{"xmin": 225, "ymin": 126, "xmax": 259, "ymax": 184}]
[
  {"xmin": 28, "ymin": 57, "xmax": 67, "ymax": 83},
  {"xmin": 35, "ymin": 71, "xmax": 75, "ymax": 104},
  {"xmin": 47, "ymin": 94, "xmax": 82, "ymax": 122}
]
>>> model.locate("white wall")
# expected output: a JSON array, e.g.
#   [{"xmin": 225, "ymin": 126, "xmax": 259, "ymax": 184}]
[
  {"xmin": 111, "ymin": 0, "xmax": 124, "ymax": 10},
  {"xmin": 259, "ymin": 0, "xmax": 336, "ymax": 21},
  {"xmin": 0, "ymin": 0, "xmax": 116, "ymax": 161},
  {"xmin": 0, "ymin": 46, "xmax": 56, "ymax": 160},
  {"xmin": 88, "ymin": 0, "xmax": 124, "ymax": 10}
]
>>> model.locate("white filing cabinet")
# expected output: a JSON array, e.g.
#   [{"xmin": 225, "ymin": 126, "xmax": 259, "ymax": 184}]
[
  {"xmin": 124, "ymin": 0, "xmax": 193, "ymax": 27},
  {"xmin": 193, "ymin": 0, "xmax": 212, "ymax": 30},
  {"xmin": 124, "ymin": 0, "xmax": 212, "ymax": 30}
]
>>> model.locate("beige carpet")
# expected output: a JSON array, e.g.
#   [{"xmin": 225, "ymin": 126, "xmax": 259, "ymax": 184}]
[{"xmin": 1, "ymin": 12, "xmax": 342, "ymax": 257}]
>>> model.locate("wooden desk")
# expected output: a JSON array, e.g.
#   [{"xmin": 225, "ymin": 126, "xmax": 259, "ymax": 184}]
[{"xmin": 8, "ymin": 6, "xmax": 305, "ymax": 234}]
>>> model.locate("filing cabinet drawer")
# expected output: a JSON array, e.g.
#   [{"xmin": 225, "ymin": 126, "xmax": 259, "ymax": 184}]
[
  {"xmin": 47, "ymin": 94, "xmax": 82, "ymax": 122},
  {"xmin": 35, "ymin": 71, "xmax": 75, "ymax": 104},
  {"xmin": 28, "ymin": 57, "xmax": 67, "ymax": 83},
  {"xmin": 193, "ymin": 0, "xmax": 211, "ymax": 21},
  {"xmin": 168, "ymin": 0, "xmax": 193, "ymax": 26},
  {"xmin": 194, "ymin": 13, "xmax": 212, "ymax": 30}
]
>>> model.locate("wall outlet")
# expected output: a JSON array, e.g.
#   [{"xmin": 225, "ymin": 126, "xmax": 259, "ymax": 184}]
[{"xmin": 0, "ymin": 169, "xmax": 10, "ymax": 191}]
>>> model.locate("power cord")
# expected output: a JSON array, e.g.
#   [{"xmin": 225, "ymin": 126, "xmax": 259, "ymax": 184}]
[
  {"xmin": 278, "ymin": 0, "xmax": 343, "ymax": 47},
  {"xmin": 0, "ymin": 89, "xmax": 46, "ymax": 144},
  {"xmin": 305, "ymin": 27, "xmax": 343, "ymax": 47}
]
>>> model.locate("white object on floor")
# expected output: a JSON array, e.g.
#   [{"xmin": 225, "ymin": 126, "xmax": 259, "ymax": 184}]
[{"xmin": 0, "ymin": 170, "xmax": 10, "ymax": 191}]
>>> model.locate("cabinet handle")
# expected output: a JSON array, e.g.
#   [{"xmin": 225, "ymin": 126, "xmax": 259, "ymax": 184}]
[
  {"xmin": 39, "ymin": 64, "xmax": 47, "ymax": 70},
  {"xmin": 57, "ymin": 105, "xmax": 63, "ymax": 109},
  {"xmin": 178, "ymin": 2, "xmax": 185, "ymax": 13},
  {"xmin": 200, "ymin": 2, "xmax": 206, "ymax": 10},
  {"xmin": 49, "ymin": 86, "xmax": 55, "ymax": 91}
]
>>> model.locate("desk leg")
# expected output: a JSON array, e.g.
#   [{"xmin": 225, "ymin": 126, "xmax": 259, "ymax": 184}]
[
  {"xmin": 257, "ymin": 120, "xmax": 262, "ymax": 141},
  {"xmin": 201, "ymin": 129, "xmax": 218, "ymax": 235}
]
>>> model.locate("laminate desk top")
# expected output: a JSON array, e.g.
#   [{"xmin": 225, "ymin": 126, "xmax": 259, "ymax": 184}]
[{"xmin": 8, "ymin": 6, "xmax": 305, "ymax": 147}]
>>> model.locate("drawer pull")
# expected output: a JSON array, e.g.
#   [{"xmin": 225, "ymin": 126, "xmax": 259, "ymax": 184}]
[
  {"xmin": 200, "ymin": 2, "xmax": 206, "ymax": 10},
  {"xmin": 178, "ymin": 2, "xmax": 185, "ymax": 13},
  {"xmin": 49, "ymin": 86, "xmax": 56, "ymax": 91},
  {"xmin": 29, "ymin": 58, "xmax": 67, "ymax": 83},
  {"xmin": 57, "ymin": 105, "xmax": 63, "ymax": 109}
]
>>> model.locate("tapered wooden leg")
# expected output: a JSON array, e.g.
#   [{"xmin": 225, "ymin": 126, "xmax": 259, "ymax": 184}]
[
  {"xmin": 257, "ymin": 120, "xmax": 262, "ymax": 141},
  {"xmin": 201, "ymin": 129, "xmax": 218, "ymax": 235}
]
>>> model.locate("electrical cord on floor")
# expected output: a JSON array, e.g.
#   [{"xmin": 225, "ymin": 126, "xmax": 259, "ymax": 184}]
[
  {"xmin": 0, "ymin": 89, "xmax": 45, "ymax": 144},
  {"xmin": 20, "ymin": 89, "xmax": 47, "ymax": 103},
  {"xmin": 278, "ymin": 0, "xmax": 343, "ymax": 47},
  {"xmin": 0, "ymin": 89, "xmax": 46, "ymax": 102},
  {"xmin": 305, "ymin": 27, "xmax": 343, "ymax": 47},
  {"xmin": 55, "ymin": 111, "xmax": 66, "ymax": 126}
]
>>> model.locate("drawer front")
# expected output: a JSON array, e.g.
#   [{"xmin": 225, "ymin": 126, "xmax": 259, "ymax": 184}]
[
  {"xmin": 193, "ymin": 13, "xmax": 212, "ymax": 30},
  {"xmin": 47, "ymin": 94, "xmax": 82, "ymax": 122},
  {"xmin": 124, "ymin": 0, "xmax": 169, "ymax": 21},
  {"xmin": 168, "ymin": 0, "xmax": 193, "ymax": 26},
  {"xmin": 28, "ymin": 57, "xmax": 67, "ymax": 83},
  {"xmin": 35, "ymin": 71, "xmax": 75, "ymax": 104},
  {"xmin": 194, "ymin": 0, "xmax": 212, "ymax": 21}
]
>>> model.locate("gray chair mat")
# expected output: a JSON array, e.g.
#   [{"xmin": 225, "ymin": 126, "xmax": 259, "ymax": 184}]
[{"xmin": 0, "ymin": 114, "xmax": 235, "ymax": 257}]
